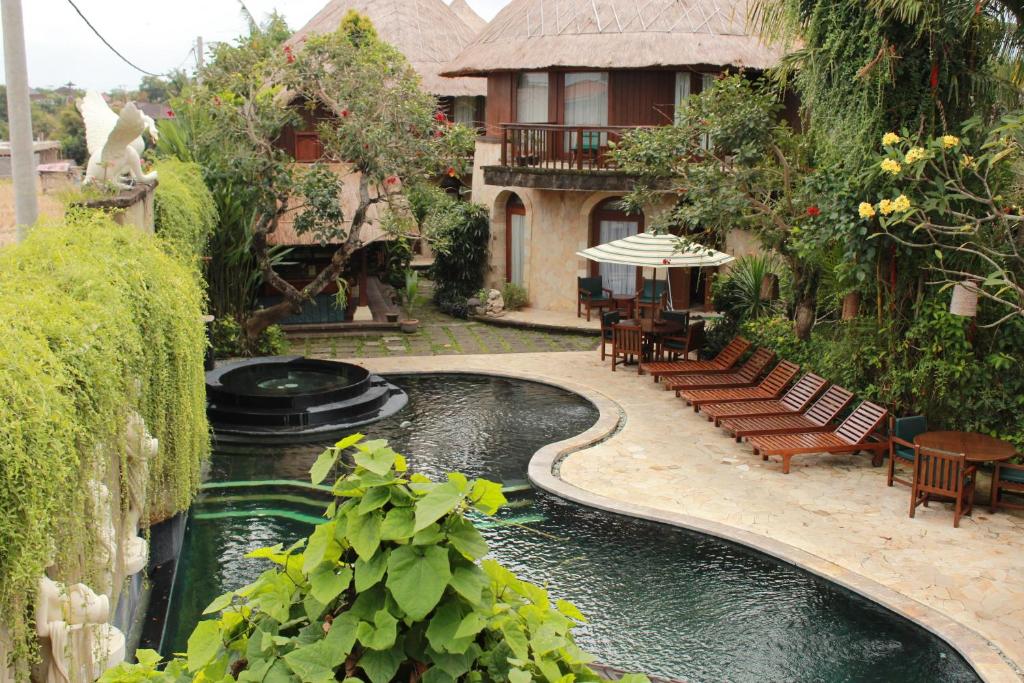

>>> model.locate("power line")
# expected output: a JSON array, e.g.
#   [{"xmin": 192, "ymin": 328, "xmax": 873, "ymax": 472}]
[{"xmin": 63, "ymin": 0, "xmax": 163, "ymax": 77}]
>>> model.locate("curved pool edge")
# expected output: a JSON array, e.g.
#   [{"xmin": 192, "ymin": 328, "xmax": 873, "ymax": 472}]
[
  {"xmin": 514, "ymin": 374, "xmax": 1020, "ymax": 683},
  {"xmin": 375, "ymin": 368, "xmax": 1018, "ymax": 683}
]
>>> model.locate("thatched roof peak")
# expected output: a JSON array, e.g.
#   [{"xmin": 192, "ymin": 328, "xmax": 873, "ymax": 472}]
[
  {"xmin": 441, "ymin": 0, "xmax": 785, "ymax": 77},
  {"xmin": 448, "ymin": 0, "xmax": 488, "ymax": 34},
  {"xmin": 288, "ymin": 0, "xmax": 486, "ymax": 97}
]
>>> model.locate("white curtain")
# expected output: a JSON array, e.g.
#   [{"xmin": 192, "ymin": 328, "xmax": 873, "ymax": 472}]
[
  {"xmin": 510, "ymin": 213, "xmax": 526, "ymax": 285},
  {"xmin": 516, "ymin": 73, "xmax": 549, "ymax": 123},
  {"xmin": 674, "ymin": 72, "xmax": 690, "ymax": 124},
  {"xmin": 701, "ymin": 73, "xmax": 716, "ymax": 149},
  {"xmin": 564, "ymin": 72, "xmax": 608, "ymax": 151},
  {"xmin": 598, "ymin": 219, "xmax": 639, "ymax": 295},
  {"xmin": 453, "ymin": 97, "xmax": 476, "ymax": 125}
]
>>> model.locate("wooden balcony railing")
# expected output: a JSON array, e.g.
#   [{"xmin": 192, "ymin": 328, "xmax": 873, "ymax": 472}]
[{"xmin": 499, "ymin": 123, "xmax": 648, "ymax": 171}]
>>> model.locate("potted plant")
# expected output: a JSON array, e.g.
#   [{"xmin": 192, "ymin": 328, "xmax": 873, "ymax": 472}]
[{"xmin": 398, "ymin": 270, "xmax": 423, "ymax": 333}]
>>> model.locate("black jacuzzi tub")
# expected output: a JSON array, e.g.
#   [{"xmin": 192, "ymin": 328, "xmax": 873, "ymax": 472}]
[{"xmin": 206, "ymin": 356, "xmax": 407, "ymax": 445}]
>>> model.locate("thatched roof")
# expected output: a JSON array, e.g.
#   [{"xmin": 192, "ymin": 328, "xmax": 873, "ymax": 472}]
[
  {"xmin": 448, "ymin": 0, "xmax": 487, "ymax": 34},
  {"xmin": 287, "ymin": 0, "xmax": 486, "ymax": 97},
  {"xmin": 441, "ymin": 0, "xmax": 785, "ymax": 76}
]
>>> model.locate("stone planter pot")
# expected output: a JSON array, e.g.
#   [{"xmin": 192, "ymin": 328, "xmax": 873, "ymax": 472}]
[
  {"xmin": 400, "ymin": 319, "xmax": 419, "ymax": 334},
  {"xmin": 385, "ymin": 312, "xmax": 399, "ymax": 323}
]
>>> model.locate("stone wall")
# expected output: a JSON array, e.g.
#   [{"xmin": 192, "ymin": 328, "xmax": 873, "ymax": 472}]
[{"xmin": 77, "ymin": 183, "xmax": 156, "ymax": 234}]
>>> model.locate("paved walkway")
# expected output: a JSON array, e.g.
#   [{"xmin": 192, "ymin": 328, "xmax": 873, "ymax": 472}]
[
  {"xmin": 288, "ymin": 286, "xmax": 599, "ymax": 358},
  {"xmin": 345, "ymin": 351, "xmax": 1024, "ymax": 682}
]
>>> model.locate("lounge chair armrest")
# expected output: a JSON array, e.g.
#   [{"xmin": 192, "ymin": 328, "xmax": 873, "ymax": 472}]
[{"xmin": 890, "ymin": 436, "xmax": 917, "ymax": 449}]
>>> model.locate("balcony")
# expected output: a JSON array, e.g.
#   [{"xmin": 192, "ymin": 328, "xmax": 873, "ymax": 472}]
[{"xmin": 483, "ymin": 123, "xmax": 657, "ymax": 192}]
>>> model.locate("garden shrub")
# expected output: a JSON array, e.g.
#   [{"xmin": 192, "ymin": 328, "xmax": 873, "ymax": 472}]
[
  {"xmin": 741, "ymin": 307, "xmax": 1024, "ymax": 448},
  {"xmin": 153, "ymin": 159, "xmax": 218, "ymax": 265},
  {"xmin": 428, "ymin": 200, "xmax": 489, "ymax": 318},
  {"xmin": 102, "ymin": 435, "xmax": 649, "ymax": 683},
  {"xmin": 210, "ymin": 316, "xmax": 289, "ymax": 359},
  {"xmin": 501, "ymin": 282, "xmax": 529, "ymax": 311},
  {"xmin": 0, "ymin": 210, "xmax": 209, "ymax": 671}
]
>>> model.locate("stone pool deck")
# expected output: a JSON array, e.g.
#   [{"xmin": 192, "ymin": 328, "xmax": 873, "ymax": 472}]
[{"xmin": 347, "ymin": 351, "xmax": 1024, "ymax": 682}]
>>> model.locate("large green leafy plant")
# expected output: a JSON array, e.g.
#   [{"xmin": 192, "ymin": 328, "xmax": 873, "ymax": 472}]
[{"xmin": 105, "ymin": 435, "xmax": 649, "ymax": 683}]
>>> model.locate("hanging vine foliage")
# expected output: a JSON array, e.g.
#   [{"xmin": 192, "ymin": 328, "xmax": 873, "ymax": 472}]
[
  {"xmin": 0, "ymin": 210, "xmax": 209, "ymax": 673},
  {"xmin": 153, "ymin": 158, "xmax": 218, "ymax": 266}
]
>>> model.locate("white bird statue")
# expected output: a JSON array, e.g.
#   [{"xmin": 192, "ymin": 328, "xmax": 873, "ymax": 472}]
[{"xmin": 78, "ymin": 91, "xmax": 159, "ymax": 189}]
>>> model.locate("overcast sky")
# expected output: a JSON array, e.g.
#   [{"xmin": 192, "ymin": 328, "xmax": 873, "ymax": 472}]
[{"xmin": 1, "ymin": 0, "xmax": 509, "ymax": 91}]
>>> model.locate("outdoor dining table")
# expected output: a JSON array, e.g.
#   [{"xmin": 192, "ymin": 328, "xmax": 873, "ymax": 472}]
[
  {"xmin": 914, "ymin": 431, "xmax": 1017, "ymax": 500},
  {"xmin": 620, "ymin": 318, "xmax": 688, "ymax": 361}
]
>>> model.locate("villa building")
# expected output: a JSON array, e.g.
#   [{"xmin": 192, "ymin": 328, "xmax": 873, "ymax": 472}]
[
  {"xmin": 442, "ymin": 0, "xmax": 787, "ymax": 313},
  {"xmin": 265, "ymin": 0, "xmax": 489, "ymax": 324}
]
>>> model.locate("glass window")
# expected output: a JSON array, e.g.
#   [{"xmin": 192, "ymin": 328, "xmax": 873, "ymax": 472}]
[
  {"xmin": 516, "ymin": 73, "xmax": 549, "ymax": 123},
  {"xmin": 564, "ymin": 72, "xmax": 608, "ymax": 151},
  {"xmin": 674, "ymin": 72, "xmax": 690, "ymax": 124},
  {"xmin": 700, "ymin": 73, "xmax": 716, "ymax": 149},
  {"xmin": 453, "ymin": 97, "xmax": 476, "ymax": 126}
]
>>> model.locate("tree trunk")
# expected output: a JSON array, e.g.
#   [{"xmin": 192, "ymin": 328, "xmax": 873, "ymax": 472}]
[
  {"xmin": 243, "ymin": 299, "xmax": 301, "ymax": 342},
  {"xmin": 791, "ymin": 266, "xmax": 819, "ymax": 341}
]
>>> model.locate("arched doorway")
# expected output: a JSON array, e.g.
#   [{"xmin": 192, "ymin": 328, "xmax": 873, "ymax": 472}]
[
  {"xmin": 505, "ymin": 194, "xmax": 526, "ymax": 285},
  {"xmin": 589, "ymin": 197, "xmax": 644, "ymax": 295}
]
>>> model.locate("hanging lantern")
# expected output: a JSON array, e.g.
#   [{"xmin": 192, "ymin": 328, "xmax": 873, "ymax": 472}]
[
  {"xmin": 841, "ymin": 292, "xmax": 861, "ymax": 320},
  {"xmin": 759, "ymin": 273, "xmax": 780, "ymax": 301},
  {"xmin": 949, "ymin": 279, "xmax": 980, "ymax": 317}
]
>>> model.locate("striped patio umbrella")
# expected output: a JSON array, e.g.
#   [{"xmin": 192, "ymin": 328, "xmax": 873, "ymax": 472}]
[
  {"xmin": 576, "ymin": 232, "xmax": 735, "ymax": 268},
  {"xmin": 577, "ymin": 233, "xmax": 734, "ymax": 310}
]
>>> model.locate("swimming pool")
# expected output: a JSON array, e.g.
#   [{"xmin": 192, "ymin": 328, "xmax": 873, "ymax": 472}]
[{"xmin": 160, "ymin": 374, "xmax": 979, "ymax": 681}]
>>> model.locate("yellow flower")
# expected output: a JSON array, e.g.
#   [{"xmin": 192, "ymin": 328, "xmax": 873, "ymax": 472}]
[
  {"xmin": 878, "ymin": 199, "xmax": 895, "ymax": 215},
  {"xmin": 960, "ymin": 154, "xmax": 976, "ymax": 169},
  {"xmin": 880, "ymin": 158, "xmax": 902, "ymax": 175},
  {"xmin": 893, "ymin": 195, "xmax": 911, "ymax": 212},
  {"xmin": 882, "ymin": 132, "xmax": 900, "ymax": 146},
  {"xmin": 942, "ymin": 135, "xmax": 960, "ymax": 149},
  {"xmin": 858, "ymin": 202, "xmax": 876, "ymax": 219},
  {"xmin": 905, "ymin": 147, "xmax": 927, "ymax": 164}
]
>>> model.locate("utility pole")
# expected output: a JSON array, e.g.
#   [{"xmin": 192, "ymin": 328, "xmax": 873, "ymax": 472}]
[
  {"xmin": 195, "ymin": 36, "xmax": 203, "ymax": 84},
  {"xmin": 1, "ymin": 0, "xmax": 38, "ymax": 240}
]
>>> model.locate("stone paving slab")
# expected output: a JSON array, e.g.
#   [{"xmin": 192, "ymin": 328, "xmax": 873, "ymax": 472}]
[{"xmin": 345, "ymin": 351, "xmax": 1024, "ymax": 682}]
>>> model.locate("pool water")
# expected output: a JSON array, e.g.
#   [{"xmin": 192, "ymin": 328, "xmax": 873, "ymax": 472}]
[{"xmin": 162, "ymin": 374, "xmax": 979, "ymax": 682}]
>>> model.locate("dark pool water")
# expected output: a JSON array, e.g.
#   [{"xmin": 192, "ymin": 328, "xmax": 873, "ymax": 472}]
[{"xmin": 164, "ymin": 374, "xmax": 979, "ymax": 682}]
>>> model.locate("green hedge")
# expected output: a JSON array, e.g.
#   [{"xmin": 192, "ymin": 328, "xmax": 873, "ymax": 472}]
[
  {"xmin": 153, "ymin": 159, "xmax": 217, "ymax": 265},
  {"xmin": 0, "ymin": 210, "xmax": 209, "ymax": 671}
]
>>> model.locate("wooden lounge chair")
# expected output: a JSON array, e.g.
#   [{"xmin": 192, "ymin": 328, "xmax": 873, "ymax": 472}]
[
  {"xmin": 663, "ymin": 348, "xmax": 776, "ymax": 394},
  {"xmin": 640, "ymin": 336, "xmax": 750, "ymax": 383},
  {"xmin": 700, "ymin": 374, "xmax": 828, "ymax": 425},
  {"xmin": 990, "ymin": 461, "xmax": 1024, "ymax": 513},
  {"xmin": 910, "ymin": 445, "xmax": 975, "ymax": 528},
  {"xmin": 719, "ymin": 385, "xmax": 854, "ymax": 441},
  {"xmin": 747, "ymin": 401, "xmax": 889, "ymax": 474},
  {"xmin": 678, "ymin": 360, "xmax": 800, "ymax": 412},
  {"xmin": 610, "ymin": 322, "xmax": 643, "ymax": 373}
]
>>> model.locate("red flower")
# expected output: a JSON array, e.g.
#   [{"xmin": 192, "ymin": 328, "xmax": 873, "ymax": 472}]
[
  {"xmin": 341, "ymin": 108, "xmax": 349, "ymax": 118},
  {"xmin": 806, "ymin": 205, "xmax": 821, "ymax": 217},
  {"xmin": 385, "ymin": 175, "xmax": 399, "ymax": 185},
  {"xmin": 166, "ymin": 109, "xmax": 175, "ymax": 118},
  {"xmin": 433, "ymin": 130, "xmax": 443, "ymax": 138},
  {"xmin": 447, "ymin": 167, "xmax": 456, "ymax": 177},
  {"xmin": 284, "ymin": 45, "xmax": 295, "ymax": 64},
  {"xmin": 434, "ymin": 112, "xmax": 446, "ymax": 122},
  {"xmin": 661, "ymin": 258, "xmax": 671, "ymax": 265}
]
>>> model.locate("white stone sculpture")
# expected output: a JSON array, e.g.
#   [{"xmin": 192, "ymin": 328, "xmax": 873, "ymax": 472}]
[
  {"xmin": 35, "ymin": 577, "xmax": 125, "ymax": 683},
  {"xmin": 122, "ymin": 412, "xmax": 156, "ymax": 576},
  {"xmin": 484, "ymin": 289, "xmax": 505, "ymax": 316},
  {"xmin": 85, "ymin": 480, "xmax": 118, "ymax": 595},
  {"xmin": 79, "ymin": 91, "xmax": 158, "ymax": 190}
]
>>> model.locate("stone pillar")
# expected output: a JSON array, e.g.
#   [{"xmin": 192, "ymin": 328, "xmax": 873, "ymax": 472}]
[{"xmin": 74, "ymin": 183, "xmax": 157, "ymax": 234}]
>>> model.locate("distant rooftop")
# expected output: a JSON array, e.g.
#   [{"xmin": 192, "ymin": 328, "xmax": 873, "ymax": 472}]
[{"xmin": 0, "ymin": 140, "xmax": 62, "ymax": 156}]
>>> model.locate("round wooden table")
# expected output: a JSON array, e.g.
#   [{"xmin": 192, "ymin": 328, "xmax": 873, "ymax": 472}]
[
  {"xmin": 611, "ymin": 294, "xmax": 635, "ymax": 318},
  {"xmin": 913, "ymin": 431, "xmax": 1016, "ymax": 463}
]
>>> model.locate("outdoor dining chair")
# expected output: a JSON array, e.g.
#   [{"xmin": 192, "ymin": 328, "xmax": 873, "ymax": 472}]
[
  {"xmin": 635, "ymin": 279, "xmax": 669, "ymax": 319},
  {"xmin": 888, "ymin": 415, "xmax": 927, "ymax": 488},
  {"xmin": 909, "ymin": 444, "xmax": 975, "ymax": 528},
  {"xmin": 599, "ymin": 310, "xmax": 621, "ymax": 361},
  {"xmin": 990, "ymin": 461, "xmax": 1024, "ymax": 513},
  {"xmin": 578, "ymin": 276, "xmax": 613, "ymax": 321},
  {"xmin": 610, "ymin": 322, "xmax": 643, "ymax": 372}
]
